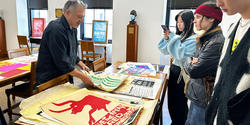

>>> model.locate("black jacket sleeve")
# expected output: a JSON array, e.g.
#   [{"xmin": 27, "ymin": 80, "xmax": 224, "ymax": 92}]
[{"xmin": 185, "ymin": 37, "xmax": 223, "ymax": 78}]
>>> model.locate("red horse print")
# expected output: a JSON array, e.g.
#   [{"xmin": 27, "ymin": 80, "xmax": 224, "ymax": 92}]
[{"xmin": 49, "ymin": 95, "xmax": 111, "ymax": 125}]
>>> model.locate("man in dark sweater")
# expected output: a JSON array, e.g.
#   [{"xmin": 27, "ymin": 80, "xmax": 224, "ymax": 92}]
[
  {"xmin": 206, "ymin": 0, "xmax": 250, "ymax": 124},
  {"xmin": 36, "ymin": 0, "xmax": 93, "ymax": 86}
]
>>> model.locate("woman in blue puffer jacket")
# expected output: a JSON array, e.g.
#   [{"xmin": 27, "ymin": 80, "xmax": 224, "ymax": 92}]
[{"xmin": 158, "ymin": 10, "xmax": 197, "ymax": 125}]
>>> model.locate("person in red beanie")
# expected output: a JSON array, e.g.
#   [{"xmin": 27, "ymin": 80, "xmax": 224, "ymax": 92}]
[
  {"xmin": 205, "ymin": 0, "xmax": 250, "ymax": 124},
  {"xmin": 183, "ymin": 1, "xmax": 224, "ymax": 125}
]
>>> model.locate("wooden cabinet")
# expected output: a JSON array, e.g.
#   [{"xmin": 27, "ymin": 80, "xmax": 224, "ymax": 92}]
[
  {"xmin": 126, "ymin": 24, "xmax": 138, "ymax": 62},
  {"xmin": 0, "ymin": 19, "xmax": 7, "ymax": 59}
]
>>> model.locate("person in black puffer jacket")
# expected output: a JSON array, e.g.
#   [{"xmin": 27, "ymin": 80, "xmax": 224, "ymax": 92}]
[{"xmin": 184, "ymin": 1, "xmax": 224, "ymax": 125}]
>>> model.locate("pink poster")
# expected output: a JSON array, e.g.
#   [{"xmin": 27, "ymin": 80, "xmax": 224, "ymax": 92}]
[
  {"xmin": 32, "ymin": 18, "xmax": 46, "ymax": 37},
  {"xmin": 0, "ymin": 63, "xmax": 28, "ymax": 72}
]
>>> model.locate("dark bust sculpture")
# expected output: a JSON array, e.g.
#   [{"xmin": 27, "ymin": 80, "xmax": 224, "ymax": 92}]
[{"xmin": 129, "ymin": 10, "xmax": 137, "ymax": 24}]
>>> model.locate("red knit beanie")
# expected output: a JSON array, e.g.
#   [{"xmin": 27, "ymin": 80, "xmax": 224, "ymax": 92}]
[{"xmin": 195, "ymin": 5, "xmax": 223, "ymax": 22}]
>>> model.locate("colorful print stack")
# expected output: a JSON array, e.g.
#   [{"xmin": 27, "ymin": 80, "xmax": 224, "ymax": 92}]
[{"xmin": 90, "ymin": 73, "xmax": 128, "ymax": 91}]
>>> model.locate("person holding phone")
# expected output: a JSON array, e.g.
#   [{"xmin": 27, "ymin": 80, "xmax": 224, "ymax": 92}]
[{"xmin": 158, "ymin": 10, "xmax": 197, "ymax": 125}]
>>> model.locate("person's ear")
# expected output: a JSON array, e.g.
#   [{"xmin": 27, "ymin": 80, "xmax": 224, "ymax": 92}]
[
  {"xmin": 209, "ymin": 18, "xmax": 215, "ymax": 23},
  {"xmin": 64, "ymin": 9, "xmax": 71, "ymax": 16}
]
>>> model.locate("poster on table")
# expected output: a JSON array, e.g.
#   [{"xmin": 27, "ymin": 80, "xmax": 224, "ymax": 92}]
[{"xmin": 41, "ymin": 89, "xmax": 140, "ymax": 125}]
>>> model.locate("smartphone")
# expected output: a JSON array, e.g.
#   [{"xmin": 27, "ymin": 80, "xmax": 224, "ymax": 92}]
[{"xmin": 161, "ymin": 25, "xmax": 169, "ymax": 32}]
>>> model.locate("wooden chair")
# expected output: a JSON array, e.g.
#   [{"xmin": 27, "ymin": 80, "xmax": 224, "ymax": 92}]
[
  {"xmin": 17, "ymin": 35, "xmax": 31, "ymax": 55},
  {"xmin": 7, "ymin": 48, "xmax": 30, "ymax": 59},
  {"xmin": 7, "ymin": 48, "xmax": 30, "ymax": 100},
  {"xmin": 93, "ymin": 57, "xmax": 106, "ymax": 72},
  {"xmin": 80, "ymin": 41, "xmax": 102, "ymax": 66},
  {"xmin": 5, "ymin": 61, "xmax": 37, "ymax": 121},
  {"xmin": 5, "ymin": 61, "xmax": 37, "ymax": 120},
  {"xmin": 36, "ymin": 74, "xmax": 69, "ymax": 93},
  {"xmin": 5, "ymin": 61, "xmax": 70, "ymax": 121}
]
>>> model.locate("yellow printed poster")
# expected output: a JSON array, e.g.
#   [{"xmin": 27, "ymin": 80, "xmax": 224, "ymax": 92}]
[
  {"xmin": 17, "ymin": 64, "xmax": 31, "ymax": 71},
  {"xmin": 41, "ymin": 89, "xmax": 140, "ymax": 125}
]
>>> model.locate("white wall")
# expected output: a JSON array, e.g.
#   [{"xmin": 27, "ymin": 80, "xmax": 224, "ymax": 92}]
[
  {"xmin": 112, "ymin": 0, "xmax": 165, "ymax": 64},
  {"xmin": 1, "ymin": 0, "xmax": 239, "ymax": 64},
  {"xmin": 0, "ymin": 0, "xmax": 18, "ymax": 50},
  {"xmin": 48, "ymin": 0, "xmax": 66, "ymax": 22}
]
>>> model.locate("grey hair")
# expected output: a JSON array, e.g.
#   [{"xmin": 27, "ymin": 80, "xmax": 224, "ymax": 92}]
[{"xmin": 63, "ymin": 0, "xmax": 87, "ymax": 13}]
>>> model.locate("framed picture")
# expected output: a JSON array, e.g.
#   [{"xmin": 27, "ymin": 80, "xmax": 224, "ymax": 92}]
[
  {"xmin": 32, "ymin": 18, "xmax": 46, "ymax": 37},
  {"xmin": 55, "ymin": 9, "xmax": 63, "ymax": 18},
  {"xmin": 92, "ymin": 20, "xmax": 108, "ymax": 44}
]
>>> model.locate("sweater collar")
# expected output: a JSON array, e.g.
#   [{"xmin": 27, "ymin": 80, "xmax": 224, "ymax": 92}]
[{"xmin": 196, "ymin": 26, "xmax": 222, "ymax": 46}]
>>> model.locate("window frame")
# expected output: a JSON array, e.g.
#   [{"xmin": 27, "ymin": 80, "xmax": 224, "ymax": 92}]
[{"xmin": 81, "ymin": 8, "xmax": 113, "ymax": 43}]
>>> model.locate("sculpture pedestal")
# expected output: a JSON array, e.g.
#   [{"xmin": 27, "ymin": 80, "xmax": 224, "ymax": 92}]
[{"xmin": 126, "ymin": 24, "xmax": 138, "ymax": 62}]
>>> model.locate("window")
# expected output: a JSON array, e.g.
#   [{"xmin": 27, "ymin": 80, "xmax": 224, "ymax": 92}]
[
  {"xmin": 31, "ymin": 10, "xmax": 48, "ymax": 26},
  {"xmin": 83, "ymin": 9, "xmax": 113, "ymax": 42},
  {"xmin": 29, "ymin": 9, "xmax": 48, "ymax": 38},
  {"xmin": 169, "ymin": 10, "xmax": 183, "ymax": 33},
  {"xmin": 168, "ymin": 9, "xmax": 194, "ymax": 32},
  {"xmin": 16, "ymin": 0, "xmax": 29, "ymax": 36}
]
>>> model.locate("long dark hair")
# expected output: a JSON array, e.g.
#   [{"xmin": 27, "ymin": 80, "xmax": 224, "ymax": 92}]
[
  {"xmin": 201, "ymin": 1, "xmax": 221, "ymax": 33},
  {"xmin": 175, "ymin": 10, "xmax": 194, "ymax": 42}
]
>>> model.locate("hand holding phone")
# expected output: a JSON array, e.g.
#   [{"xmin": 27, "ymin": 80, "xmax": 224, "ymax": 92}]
[
  {"xmin": 161, "ymin": 25, "xmax": 169, "ymax": 32},
  {"xmin": 161, "ymin": 25, "xmax": 170, "ymax": 40}
]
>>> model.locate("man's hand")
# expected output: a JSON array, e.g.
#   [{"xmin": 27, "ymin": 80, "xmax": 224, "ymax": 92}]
[
  {"xmin": 81, "ymin": 65, "xmax": 90, "ymax": 72},
  {"xmin": 69, "ymin": 69, "xmax": 94, "ymax": 86},
  {"xmin": 81, "ymin": 74, "xmax": 94, "ymax": 86},
  {"xmin": 78, "ymin": 61, "xmax": 90, "ymax": 72}
]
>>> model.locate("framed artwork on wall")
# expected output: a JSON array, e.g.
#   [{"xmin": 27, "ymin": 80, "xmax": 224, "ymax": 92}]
[
  {"xmin": 55, "ymin": 9, "xmax": 63, "ymax": 18},
  {"xmin": 32, "ymin": 18, "xmax": 46, "ymax": 37},
  {"xmin": 92, "ymin": 20, "xmax": 108, "ymax": 44}
]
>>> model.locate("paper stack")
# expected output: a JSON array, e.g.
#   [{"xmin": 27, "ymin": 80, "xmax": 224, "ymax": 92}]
[{"xmin": 18, "ymin": 87, "xmax": 142, "ymax": 125}]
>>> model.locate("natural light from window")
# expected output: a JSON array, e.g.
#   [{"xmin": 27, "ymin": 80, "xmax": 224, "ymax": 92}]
[{"xmin": 84, "ymin": 9, "xmax": 113, "ymax": 41}]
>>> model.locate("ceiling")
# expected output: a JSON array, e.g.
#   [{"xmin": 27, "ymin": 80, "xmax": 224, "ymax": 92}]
[
  {"xmin": 82, "ymin": 0, "xmax": 113, "ymax": 9},
  {"xmin": 170, "ymin": 0, "xmax": 216, "ymax": 9}
]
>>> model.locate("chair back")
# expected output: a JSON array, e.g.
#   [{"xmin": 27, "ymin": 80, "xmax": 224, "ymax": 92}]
[
  {"xmin": 93, "ymin": 57, "xmax": 106, "ymax": 72},
  {"xmin": 17, "ymin": 35, "xmax": 31, "ymax": 55},
  {"xmin": 80, "ymin": 41, "xmax": 96, "ymax": 57},
  {"xmin": 29, "ymin": 61, "xmax": 37, "ymax": 95},
  {"xmin": 7, "ymin": 48, "xmax": 30, "ymax": 59},
  {"xmin": 36, "ymin": 74, "xmax": 70, "ymax": 93}
]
